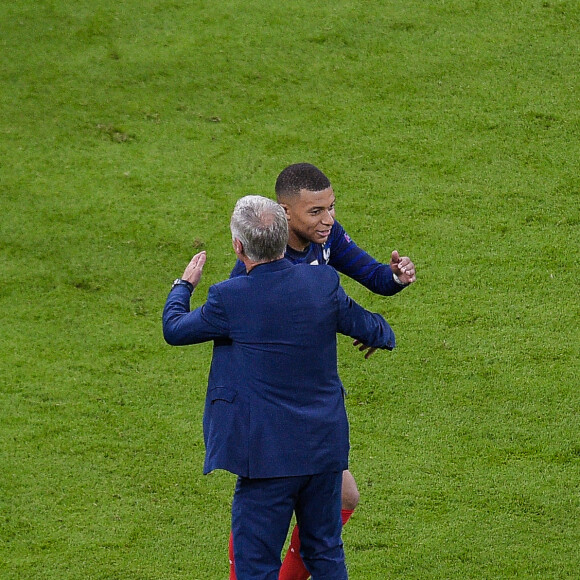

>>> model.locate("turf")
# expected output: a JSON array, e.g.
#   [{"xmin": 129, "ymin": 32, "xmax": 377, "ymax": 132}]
[{"xmin": 1, "ymin": 0, "xmax": 578, "ymax": 578}]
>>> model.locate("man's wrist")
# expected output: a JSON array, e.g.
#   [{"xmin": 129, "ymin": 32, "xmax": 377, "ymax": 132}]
[
  {"xmin": 392, "ymin": 273, "xmax": 408, "ymax": 287},
  {"xmin": 171, "ymin": 278, "xmax": 194, "ymax": 293}
]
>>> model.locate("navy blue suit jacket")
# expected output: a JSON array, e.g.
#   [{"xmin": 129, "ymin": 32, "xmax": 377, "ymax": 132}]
[{"xmin": 163, "ymin": 259, "xmax": 395, "ymax": 479}]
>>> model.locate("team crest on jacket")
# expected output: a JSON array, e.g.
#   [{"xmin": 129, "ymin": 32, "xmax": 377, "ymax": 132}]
[{"xmin": 323, "ymin": 246, "xmax": 331, "ymax": 264}]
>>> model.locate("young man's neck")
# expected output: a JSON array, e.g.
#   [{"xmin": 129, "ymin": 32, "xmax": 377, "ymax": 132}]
[{"xmin": 287, "ymin": 233, "xmax": 310, "ymax": 252}]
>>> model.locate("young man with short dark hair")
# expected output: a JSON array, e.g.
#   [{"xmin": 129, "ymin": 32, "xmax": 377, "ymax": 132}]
[{"xmin": 228, "ymin": 165, "xmax": 416, "ymax": 580}]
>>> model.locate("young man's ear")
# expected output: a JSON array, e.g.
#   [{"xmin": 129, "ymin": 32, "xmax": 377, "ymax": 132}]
[{"xmin": 278, "ymin": 203, "xmax": 291, "ymax": 221}]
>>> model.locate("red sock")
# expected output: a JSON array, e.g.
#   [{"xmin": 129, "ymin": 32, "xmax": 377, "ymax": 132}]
[
  {"xmin": 278, "ymin": 524, "xmax": 308, "ymax": 580},
  {"xmin": 341, "ymin": 508, "xmax": 355, "ymax": 526},
  {"xmin": 278, "ymin": 509, "xmax": 355, "ymax": 580},
  {"xmin": 229, "ymin": 531, "xmax": 237, "ymax": 580}
]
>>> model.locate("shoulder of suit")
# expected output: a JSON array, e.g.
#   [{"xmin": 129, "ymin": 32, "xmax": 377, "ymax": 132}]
[{"xmin": 212, "ymin": 275, "xmax": 248, "ymax": 293}]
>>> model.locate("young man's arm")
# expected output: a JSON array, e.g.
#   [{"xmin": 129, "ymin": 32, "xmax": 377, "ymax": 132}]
[{"xmin": 328, "ymin": 221, "xmax": 412, "ymax": 296}]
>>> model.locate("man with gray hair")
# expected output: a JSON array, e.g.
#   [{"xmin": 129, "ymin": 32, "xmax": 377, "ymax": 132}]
[
  {"xmin": 229, "ymin": 195, "xmax": 289, "ymax": 263},
  {"xmin": 163, "ymin": 195, "xmax": 396, "ymax": 580}
]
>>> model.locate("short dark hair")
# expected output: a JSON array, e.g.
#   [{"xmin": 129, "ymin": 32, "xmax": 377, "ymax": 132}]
[{"xmin": 275, "ymin": 163, "xmax": 331, "ymax": 199}]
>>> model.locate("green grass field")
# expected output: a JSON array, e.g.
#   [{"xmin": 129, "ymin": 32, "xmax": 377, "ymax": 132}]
[{"xmin": 1, "ymin": 1, "xmax": 579, "ymax": 578}]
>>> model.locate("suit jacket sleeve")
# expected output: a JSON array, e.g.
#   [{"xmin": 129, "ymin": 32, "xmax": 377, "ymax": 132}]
[
  {"xmin": 336, "ymin": 284, "xmax": 396, "ymax": 350},
  {"xmin": 162, "ymin": 285, "xmax": 230, "ymax": 346}
]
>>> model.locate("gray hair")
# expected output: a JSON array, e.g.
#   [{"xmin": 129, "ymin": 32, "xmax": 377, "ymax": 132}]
[{"xmin": 230, "ymin": 195, "xmax": 288, "ymax": 262}]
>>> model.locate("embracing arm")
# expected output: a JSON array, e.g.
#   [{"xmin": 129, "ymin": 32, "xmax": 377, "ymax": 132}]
[
  {"xmin": 336, "ymin": 284, "xmax": 396, "ymax": 352},
  {"xmin": 328, "ymin": 221, "xmax": 416, "ymax": 295}
]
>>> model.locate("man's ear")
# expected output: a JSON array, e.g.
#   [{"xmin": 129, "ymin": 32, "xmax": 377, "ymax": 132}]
[
  {"xmin": 279, "ymin": 202, "xmax": 291, "ymax": 220},
  {"xmin": 232, "ymin": 238, "xmax": 244, "ymax": 256}
]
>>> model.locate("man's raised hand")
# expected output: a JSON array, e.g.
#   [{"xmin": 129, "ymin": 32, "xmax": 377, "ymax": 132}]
[{"xmin": 182, "ymin": 251, "xmax": 207, "ymax": 289}]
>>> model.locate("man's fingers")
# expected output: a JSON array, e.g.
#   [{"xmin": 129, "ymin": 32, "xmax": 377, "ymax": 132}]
[
  {"xmin": 183, "ymin": 251, "xmax": 207, "ymax": 285},
  {"xmin": 353, "ymin": 340, "xmax": 379, "ymax": 358},
  {"xmin": 195, "ymin": 251, "xmax": 207, "ymax": 269},
  {"xmin": 395, "ymin": 256, "xmax": 416, "ymax": 283},
  {"xmin": 188, "ymin": 251, "xmax": 207, "ymax": 273}
]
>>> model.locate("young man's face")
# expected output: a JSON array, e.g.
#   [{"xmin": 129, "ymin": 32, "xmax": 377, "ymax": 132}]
[{"xmin": 279, "ymin": 187, "xmax": 336, "ymax": 251}]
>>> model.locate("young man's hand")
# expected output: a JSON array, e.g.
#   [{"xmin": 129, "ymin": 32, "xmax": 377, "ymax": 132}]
[{"xmin": 389, "ymin": 250, "xmax": 416, "ymax": 285}]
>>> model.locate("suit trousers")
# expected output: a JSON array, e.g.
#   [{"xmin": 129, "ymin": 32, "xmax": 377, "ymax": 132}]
[{"xmin": 231, "ymin": 471, "xmax": 347, "ymax": 580}]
